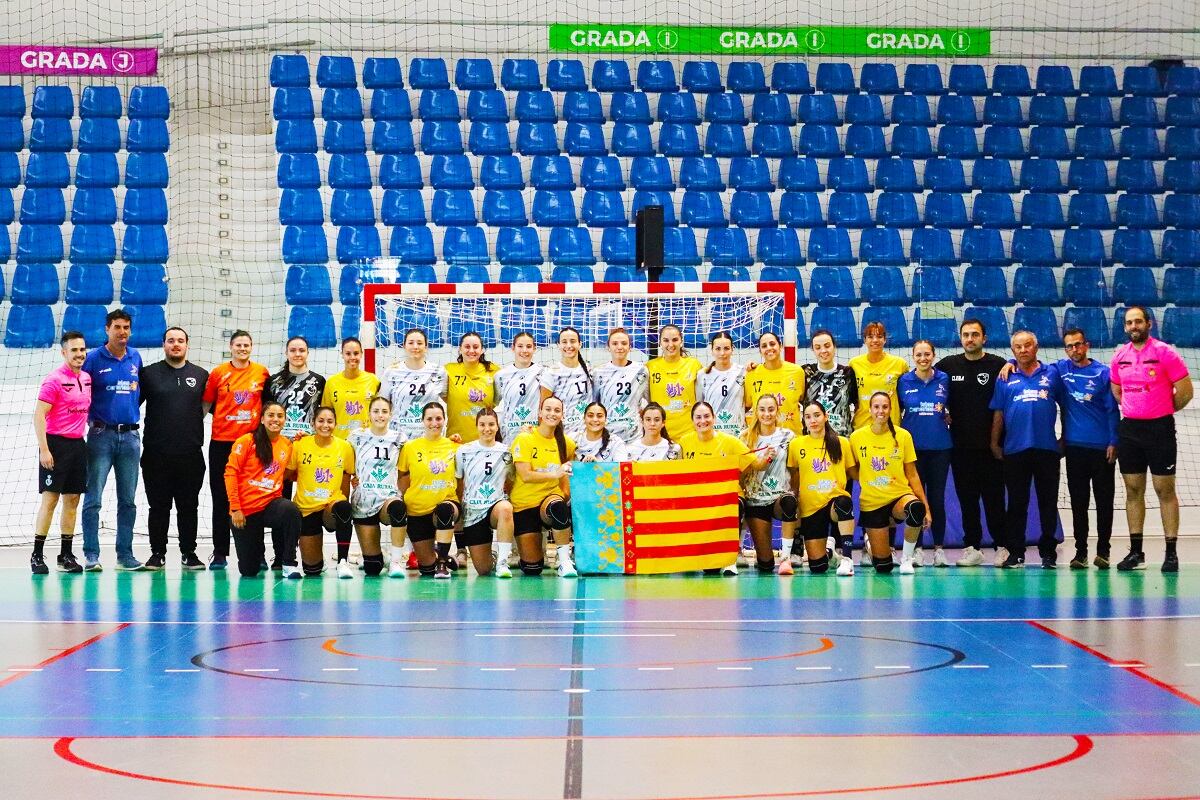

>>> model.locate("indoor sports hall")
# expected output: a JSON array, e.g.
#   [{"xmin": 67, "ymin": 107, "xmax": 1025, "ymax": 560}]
[{"xmin": 1, "ymin": 0, "xmax": 1200, "ymax": 797}]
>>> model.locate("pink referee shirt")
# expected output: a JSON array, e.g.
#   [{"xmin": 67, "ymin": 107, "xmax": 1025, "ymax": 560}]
[
  {"xmin": 37, "ymin": 362, "xmax": 92, "ymax": 438},
  {"xmin": 1110, "ymin": 337, "xmax": 1189, "ymax": 420}
]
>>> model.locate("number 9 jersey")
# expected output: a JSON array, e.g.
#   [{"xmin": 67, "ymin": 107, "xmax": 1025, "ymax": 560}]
[{"xmin": 347, "ymin": 427, "xmax": 404, "ymax": 518}]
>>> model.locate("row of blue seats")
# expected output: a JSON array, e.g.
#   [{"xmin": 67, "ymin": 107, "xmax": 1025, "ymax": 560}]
[
  {"xmin": 276, "ymin": 186, "xmax": 1200, "ymax": 230},
  {"xmin": 1, "ymin": 152, "xmax": 168, "ymax": 188},
  {"xmin": 0, "ymin": 86, "xmax": 170, "ymax": 119},
  {"xmin": 274, "ymin": 87, "xmax": 1200, "ymax": 128},
  {"xmin": 278, "ymin": 153, "xmax": 1200, "ymax": 195},
  {"xmin": 275, "ymin": 118, "xmax": 1200, "ymax": 159},
  {"xmin": 5, "ymin": 188, "xmax": 167, "ymax": 225},
  {"xmin": 0, "ymin": 118, "xmax": 169, "ymax": 153},
  {"xmin": 280, "ymin": 222, "xmax": 1198, "ymax": 267},
  {"xmin": 4, "ymin": 303, "xmax": 165, "ymax": 348},
  {"xmin": 3, "ymin": 263, "xmax": 166, "ymax": 304},
  {"xmin": 270, "ymin": 55, "xmax": 1200, "ymax": 99},
  {"xmin": 4, "ymin": 224, "xmax": 166, "ymax": 263}
]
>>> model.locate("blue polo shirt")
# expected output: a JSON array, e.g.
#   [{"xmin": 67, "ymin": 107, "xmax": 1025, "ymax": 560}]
[
  {"xmin": 989, "ymin": 361, "xmax": 1064, "ymax": 455},
  {"xmin": 1055, "ymin": 358, "xmax": 1120, "ymax": 450},
  {"xmin": 82, "ymin": 345, "xmax": 143, "ymax": 425},
  {"xmin": 898, "ymin": 369, "xmax": 952, "ymax": 451}
]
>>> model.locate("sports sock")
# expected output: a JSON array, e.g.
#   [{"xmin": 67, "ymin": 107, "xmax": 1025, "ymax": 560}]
[
  {"xmin": 780, "ymin": 536, "xmax": 795, "ymax": 559},
  {"xmin": 902, "ymin": 539, "xmax": 916, "ymax": 561},
  {"xmin": 556, "ymin": 544, "xmax": 572, "ymax": 563},
  {"xmin": 435, "ymin": 541, "xmax": 451, "ymax": 560},
  {"xmin": 496, "ymin": 541, "xmax": 513, "ymax": 563},
  {"xmin": 33, "ymin": 535, "xmax": 45, "ymax": 557},
  {"xmin": 1130, "ymin": 533, "xmax": 1144, "ymax": 555},
  {"xmin": 1166, "ymin": 538, "xmax": 1178, "ymax": 558},
  {"xmin": 336, "ymin": 533, "xmax": 351, "ymax": 562},
  {"xmin": 60, "ymin": 535, "xmax": 73, "ymax": 556}
]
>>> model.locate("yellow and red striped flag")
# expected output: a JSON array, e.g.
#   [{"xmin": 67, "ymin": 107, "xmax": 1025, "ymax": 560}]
[{"xmin": 572, "ymin": 457, "xmax": 741, "ymax": 574}]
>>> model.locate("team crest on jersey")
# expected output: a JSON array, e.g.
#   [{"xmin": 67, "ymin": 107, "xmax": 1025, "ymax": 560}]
[
  {"xmin": 429, "ymin": 460, "xmax": 447, "ymax": 475},
  {"xmin": 976, "ymin": 373, "xmax": 990, "ymax": 385},
  {"xmin": 812, "ymin": 457, "xmax": 830, "ymax": 473},
  {"xmin": 468, "ymin": 388, "xmax": 486, "ymax": 402},
  {"xmin": 314, "ymin": 467, "xmax": 333, "ymax": 484},
  {"xmin": 369, "ymin": 464, "xmax": 390, "ymax": 483},
  {"xmin": 234, "ymin": 390, "xmax": 251, "ymax": 404},
  {"xmin": 264, "ymin": 461, "xmax": 281, "ymax": 476},
  {"xmin": 185, "ymin": 377, "xmax": 197, "ymax": 388},
  {"xmin": 478, "ymin": 484, "xmax": 496, "ymax": 499},
  {"xmin": 345, "ymin": 400, "xmax": 363, "ymax": 416},
  {"xmin": 871, "ymin": 456, "xmax": 889, "ymax": 471},
  {"xmin": 500, "ymin": 452, "xmax": 513, "ymax": 464},
  {"xmin": 44, "ymin": 475, "xmax": 52, "ymax": 486},
  {"xmin": 666, "ymin": 382, "xmax": 683, "ymax": 398}
]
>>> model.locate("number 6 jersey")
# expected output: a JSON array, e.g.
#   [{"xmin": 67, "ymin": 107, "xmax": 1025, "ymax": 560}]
[{"xmin": 347, "ymin": 427, "xmax": 404, "ymax": 517}]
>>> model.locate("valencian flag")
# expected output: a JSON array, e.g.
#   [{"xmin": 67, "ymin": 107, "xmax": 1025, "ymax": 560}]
[{"xmin": 572, "ymin": 457, "xmax": 741, "ymax": 574}]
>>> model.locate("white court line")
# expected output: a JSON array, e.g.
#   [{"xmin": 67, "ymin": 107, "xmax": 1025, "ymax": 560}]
[
  {"xmin": 6, "ymin": 668, "xmax": 41, "ymax": 672},
  {"xmin": 1109, "ymin": 663, "xmax": 1148, "ymax": 668},
  {"xmin": 480, "ymin": 667, "xmax": 516, "ymax": 672},
  {"xmin": 638, "ymin": 667, "xmax": 674, "ymax": 671},
  {"xmin": 85, "ymin": 668, "xmax": 121, "ymax": 672},
  {"xmin": 474, "ymin": 633, "xmax": 676, "ymax": 638},
  {"xmin": 563, "ymin": 688, "xmax": 589, "ymax": 694},
  {"xmin": 559, "ymin": 667, "xmax": 595, "ymax": 672},
  {"xmin": 1187, "ymin": 663, "xmax": 1200, "ymax": 667},
  {"xmin": 164, "ymin": 669, "xmax": 200, "ymax": 673},
  {"xmin": 243, "ymin": 668, "xmax": 279, "ymax": 673},
  {"xmin": 1032, "ymin": 664, "xmax": 1069, "ymax": 669},
  {"xmin": 795, "ymin": 666, "xmax": 833, "ymax": 671},
  {"xmin": 874, "ymin": 665, "xmax": 911, "ymax": 670},
  {"xmin": 558, "ymin": 610, "xmax": 602, "ymax": 614},
  {"xmin": 552, "ymin": 599, "xmax": 605, "ymax": 603},
  {"xmin": 717, "ymin": 666, "xmax": 753, "ymax": 671},
  {"xmin": 400, "ymin": 667, "xmax": 437, "ymax": 672},
  {"xmin": 322, "ymin": 667, "xmax": 358, "ymax": 672},
  {"xmin": 952, "ymin": 664, "xmax": 991, "ymax": 669}
]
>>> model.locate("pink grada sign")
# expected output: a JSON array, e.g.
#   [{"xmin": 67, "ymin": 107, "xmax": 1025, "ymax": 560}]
[{"xmin": 0, "ymin": 46, "xmax": 158, "ymax": 76}]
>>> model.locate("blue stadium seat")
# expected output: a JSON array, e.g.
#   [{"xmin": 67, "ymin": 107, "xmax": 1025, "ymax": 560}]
[
  {"xmin": 659, "ymin": 123, "xmax": 702, "ymax": 157},
  {"xmin": 1162, "ymin": 308, "xmax": 1200, "ymax": 347},
  {"xmin": 682, "ymin": 61, "xmax": 722, "ymax": 93},
  {"xmin": 0, "ymin": 188, "xmax": 11, "ymax": 224},
  {"xmin": 1062, "ymin": 266, "xmax": 1108, "ymax": 305},
  {"xmin": 1121, "ymin": 126, "xmax": 1162, "ymax": 158},
  {"xmin": 778, "ymin": 157, "xmax": 822, "ymax": 191},
  {"xmin": 664, "ymin": 227, "xmax": 700, "ymax": 266},
  {"xmin": 482, "ymin": 189, "xmax": 527, "ymax": 226},
  {"xmin": 409, "ymin": 58, "xmax": 450, "ymax": 91},
  {"xmin": 982, "ymin": 126, "xmax": 1024, "ymax": 158},
  {"xmin": 564, "ymin": 121, "xmax": 606, "ymax": 156},
  {"xmin": 815, "ymin": 63, "xmax": 855, "ymax": 94},
  {"xmin": 758, "ymin": 266, "xmax": 804, "ymax": 301},
  {"xmin": 658, "ymin": 93, "xmax": 700, "ymax": 123},
  {"xmin": 728, "ymin": 62, "xmax": 767, "ymax": 93},
  {"xmin": 937, "ymin": 125, "xmax": 979, "ymax": 158},
  {"xmin": 1166, "ymin": 97, "xmax": 1200, "ymax": 127},
  {"xmin": 705, "ymin": 228, "xmax": 751, "ymax": 266},
  {"xmin": 860, "ymin": 63, "xmax": 899, "ymax": 94},
  {"xmin": 844, "ymin": 125, "xmax": 887, "ymax": 157},
  {"xmin": 455, "ymin": 58, "xmax": 496, "ymax": 91},
  {"xmin": 1029, "ymin": 125, "xmax": 1070, "ymax": 158},
  {"xmin": 279, "ymin": 188, "xmax": 323, "ymax": 225},
  {"xmin": 1075, "ymin": 95, "xmax": 1116, "ymax": 127},
  {"xmin": 801, "ymin": 94, "xmax": 843, "ymax": 124},
  {"xmin": 1012, "ymin": 267, "xmax": 1060, "ymax": 306},
  {"xmin": 363, "ymin": 57, "xmax": 403, "ymax": 89},
  {"xmin": 945, "ymin": 64, "xmax": 987, "ymax": 95},
  {"xmin": 973, "ymin": 192, "xmax": 1018, "ymax": 228},
  {"xmin": 1067, "ymin": 159, "xmax": 1111, "ymax": 193},
  {"xmin": 1020, "ymin": 159, "xmax": 1065, "ymax": 192},
  {"xmin": 0, "ymin": 85, "xmax": 22, "ymax": 119},
  {"xmin": 1034, "ymin": 92, "xmax": 1074, "ymax": 126},
  {"xmin": 370, "ymin": 89, "xmax": 412, "ymax": 121},
  {"xmin": 681, "ymin": 191, "xmax": 726, "ymax": 227},
  {"xmin": 0, "ymin": 151, "xmax": 18, "ymax": 187},
  {"xmin": 961, "ymin": 306, "xmax": 1010, "ymax": 341},
  {"xmin": 972, "ymin": 159, "xmax": 1016, "ymax": 192},
  {"xmin": 637, "ymin": 61, "xmax": 677, "ymax": 93},
  {"xmin": 859, "ymin": 229, "xmax": 907, "ymax": 267},
  {"xmin": 1167, "ymin": 128, "xmax": 1200, "ymax": 158},
  {"xmin": 706, "ymin": 124, "xmax": 748, "ymax": 157},
  {"xmin": 530, "ymin": 155, "xmax": 575, "ymax": 189},
  {"xmin": 1164, "ymin": 266, "xmax": 1200, "ymax": 303},
  {"xmin": 278, "ymin": 153, "xmax": 320, "ymax": 188},
  {"xmin": 841, "ymin": 95, "xmax": 883, "ymax": 127},
  {"xmin": 730, "ymin": 191, "xmax": 774, "ymax": 227},
  {"xmin": 326, "ymin": 153, "xmax": 370, "ymax": 189},
  {"xmin": 632, "ymin": 189, "xmax": 677, "ymax": 225},
  {"xmin": 876, "ymin": 191, "xmax": 920, "ymax": 227},
  {"xmin": 876, "ymin": 158, "xmax": 919, "ymax": 192},
  {"xmin": 76, "ymin": 118, "xmax": 119, "ymax": 152},
  {"xmin": 770, "ymin": 63, "xmax": 812, "ymax": 94},
  {"xmin": 11, "ymin": 263, "xmax": 60, "ymax": 303},
  {"xmin": 860, "ymin": 306, "xmax": 913, "ymax": 346},
  {"xmin": 601, "ymin": 227, "xmax": 636, "ymax": 264},
  {"xmin": 1116, "ymin": 193, "xmax": 1160, "ymax": 228},
  {"xmin": 282, "ymin": 225, "xmax": 327, "ymax": 264},
  {"xmin": 480, "ymin": 155, "xmax": 524, "ymax": 190},
  {"xmin": 911, "ymin": 228, "xmax": 959, "ymax": 266},
  {"xmin": 496, "ymin": 226, "xmax": 543, "ymax": 265},
  {"xmin": 1168, "ymin": 66, "xmax": 1200, "ymax": 96},
  {"xmin": 826, "ymin": 157, "xmax": 869, "ymax": 192},
  {"xmin": 1012, "ymin": 228, "xmax": 1061, "ymax": 266},
  {"xmin": 1165, "ymin": 194, "xmax": 1200, "ymax": 228},
  {"xmin": 751, "ymin": 124, "xmax": 796, "ymax": 157},
  {"xmin": 335, "ymin": 225, "xmax": 381, "ymax": 263},
  {"xmin": 285, "ymin": 264, "xmax": 333, "ymax": 304},
  {"xmin": 779, "ymin": 192, "xmax": 824, "ymax": 227},
  {"xmin": 123, "ymin": 188, "xmax": 169, "ymax": 225},
  {"xmin": 751, "ymin": 93, "xmax": 794, "ymax": 125},
  {"xmin": 328, "ymin": 187, "xmax": 376, "ymax": 226},
  {"xmin": 430, "ymin": 154, "xmax": 475, "ymax": 189},
  {"xmin": 1068, "ymin": 193, "xmax": 1112, "ymax": 228},
  {"xmin": 29, "ymin": 119, "xmax": 72, "ymax": 152},
  {"xmin": 610, "ymin": 92, "xmax": 651, "ymax": 124},
  {"xmin": 68, "ymin": 225, "xmax": 116, "ymax": 265},
  {"xmin": 549, "ymin": 264, "xmax": 594, "ymax": 282},
  {"xmin": 809, "ymin": 306, "xmax": 861, "ymax": 346},
  {"xmin": 893, "ymin": 95, "xmax": 933, "ymax": 125},
  {"xmin": 1079, "ymin": 66, "xmax": 1119, "ymax": 96},
  {"xmin": 389, "ymin": 225, "xmax": 436, "ymax": 263},
  {"xmin": 547, "ymin": 59, "xmax": 586, "ymax": 92},
  {"xmin": 808, "ymin": 229, "xmax": 855, "ymax": 267},
  {"xmin": 728, "ymin": 157, "xmax": 773, "ymax": 191},
  {"xmin": 89, "ymin": 82, "xmax": 136, "ymax": 113},
  {"xmin": 31, "ymin": 86, "xmax": 72, "ymax": 118},
  {"xmin": 757, "ymin": 228, "xmax": 803, "ymax": 266},
  {"xmin": 445, "ymin": 263, "xmax": 493, "ymax": 283},
  {"xmin": 1012, "ymin": 306, "xmax": 1059, "ymax": 342},
  {"xmin": 63, "ymin": 263, "xmax": 112, "ymax": 305},
  {"xmin": 440, "ymin": 225, "xmax": 488, "ymax": 264},
  {"xmin": 828, "ymin": 192, "xmax": 871, "ymax": 227},
  {"xmin": 20, "ymin": 188, "xmax": 66, "ymax": 224},
  {"xmin": 287, "ymin": 305, "xmax": 336, "ymax": 348},
  {"xmin": 708, "ymin": 264, "xmax": 751, "ymax": 282},
  {"xmin": 562, "ymin": 91, "xmax": 603, "ymax": 123},
  {"xmin": 419, "ymin": 89, "xmax": 461, "ymax": 121},
  {"xmin": 924, "ymin": 158, "xmax": 967, "ymax": 191},
  {"xmin": 611, "ymin": 122, "xmax": 654, "ymax": 157},
  {"xmin": 1117, "ymin": 98, "xmax": 1159, "ymax": 130},
  {"xmin": 314, "ymin": 56, "xmax": 355, "ymax": 89},
  {"xmin": 909, "ymin": 310, "xmax": 958, "ymax": 348},
  {"xmin": 858, "ymin": 265, "xmax": 908, "ymax": 306},
  {"xmin": 431, "ymin": 188, "xmax": 476, "ymax": 225},
  {"xmin": 909, "ymin": 265, "xmax": 957, "ymax": 303},
  {"xmin": 1063, "ymin": 229, "xmax": 1106, "ymax": 265},
  {"xmin": 502, "ymin": 59, "xmax": 541, "ymax": 91},
  {"xmin": 984, "ymin": 97, "xmax": 1025, "ymax": 126},
  {"xmin": 631, "ymin": 156, "xmax": 675, "ymax": 190},
  {"xmin": 993, "ymin": 65, "xmax": 1033, "ymax": 96},
  {"xmin": 937, "ymin": 96, "xmax": 978, "ymax": 127},
  {"xmin": 962, "ymin": 228, "xmax": 1011, "ymax": 266},
  {"xmin": 581, "ymin": 190, "xmax": 625, "ymax": 226},
  {"xmin": 658, "ymin": 265, "xmax": 699, "ymax": 282},
  {"xmin": 809, "ymin": 266, "xmax": 857, "ymax": 305},
  {"xmin": 62, "ymin": 305, "xmax": 108, "ymax": 347},
  {"xmin": 380, "ymin": 189, "xmax": 426, "ymax": 225},
  {"xmin": 1112, "ymin": 266, "xmax": 1160, "ymax": 305},
  {"xmin": 532, "ymin": 189, "xmax": 577, "ymax": 226},
  {"xmin": 23, "ymin": 152, "xmax": 68, "ymax": 188},
  {"xmin": 1165, "ymin": 229, "xmax": 1200, "ymax": 266},
  {"xmin": 925, "ymin": 192, "xmax": 969, "ymax": 227},
  {"xmin": 120, "ymin": 263, "xmax": 168, "ymax": 305},
  {"xmin": 1112, "ymin": 229, "xmax": 1160, "ymax": 266},
  {"xmin": 904, "ymin": 63, "xmax": 943, "ymax": 95},
  {"xmin": 322, "ymin": 88, "xmax": 363, "ymax": 120},
  {"xmin": 548, "ymin": 227, "xmax": 595, "ymax": 265},
  {"xmin": 0, "ymin": 118, "xmax": 24, "ymax": 151},
  {"xmin": 276, "ymin": 119, "xmax": 317, "ymax": 153},
  {"xmin": 76, "ymin": 152, "xmax": 127, "ymax": 189},
  {"xmin": 419, "ymin": 120, "xmax": 463, "ymax": 154},
  {"xmin": 126, "ymin": 119, "xmax": 169, "ymax": 152},
  {"xmin": 593, "ymin": 60, "xmax": 633, "ymax": 92},
  {"xmin": 1063, "ymin": 307, "xmax": 1113, "ymax": 346},
  {"xmin": 467, "ymin": 90, "xmax": 508, "ymax": 123}
]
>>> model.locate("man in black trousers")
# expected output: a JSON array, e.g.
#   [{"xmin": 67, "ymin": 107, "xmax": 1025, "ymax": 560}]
[{"xmin": 139, "ymin": 326, "xmax": 209, "ymax": 570}]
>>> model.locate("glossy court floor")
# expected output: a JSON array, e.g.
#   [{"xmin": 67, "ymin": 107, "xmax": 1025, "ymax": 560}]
[{"xmin": 1, "ymin": 545, "xmax": 1198, "ymax": 800}]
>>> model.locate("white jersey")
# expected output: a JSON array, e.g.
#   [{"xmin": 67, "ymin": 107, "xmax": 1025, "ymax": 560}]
[
  {"xmin": 625, "ymin": 438, "xmax": 682, "ymax": 462},
  {"xmin": 494, "ymin": 363, "xmax": 544, "ymax": 441},
  {"xmin": 380, "ymin": 362, "xmax": 447, "ymax": 440},
  {"xmin": 592, "ymin": 361, "xmax": 649, "ymax": 443},
  {"xmin": 742, "ymin": 428, "xmax": 795, "ymax": 506},
  {"xmin": 698, "ymin": 363, "xmax": 747, "ymax": 435},
  {"xmin": 574, "ymin": 432, "xmax": 630, "ymax": 462},
  {"xmin": 455, "ymin": 440, "xmax": 511, "ymax": 527},
  {"xmin": 540, "ymin": 362, "xmax": 594, "ymax": 439},
  {"xmin": 348, "ymin": 427, "xmax": 404, "ymax": 517}
]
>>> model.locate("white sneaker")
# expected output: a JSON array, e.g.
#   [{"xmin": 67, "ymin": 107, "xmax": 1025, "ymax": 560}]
[
  {"xmin": 911, "ymin": 549, "xmax": 924, "ymax": 568},
  {"xmin": 282, "ymin": 564, "xmax": 302, "ymax": 579},
  {"xmin": 387, "ymin": 559, "xmax": 406, "ymax": 578},
  {"xmin": 789, "ymin": 553, "xmax": 804, "ymax": 568},
  {"xmin": 557, "ymin": 552, "xmax": 578, "ymax": 578},
  {"xmin": 336, "ymin": 559, "xmax": 354, "ymax": 579},
  {"xmin": 828, "ymin": 548, "xmax": 843, "ymax": 568},
  {"xmin": 736, "ymin": 549, "xmax": 751, "ymax": 567},
  {"xmin": 993, "ymin": 547, "xmax": 1009, "ymax": 567},
  {"xmin": 721, "ymin": 562, "xmax": 739, "ymax": 576},
  {"xmin": 956, "ymin": 546, "xmax": 984, "ymax": 567},
  {"xmin": 899, "ymin": 557, "xmax": 915, "ymax": 575},
  {"xmin": 507, "ymin": 551, "xmax": 520, "ymax": 568},
  {"xmin": 836, "ymin": 557, "xmax": 855, "ymax": 577},
  {"xmin": 933, "ymin": 547, "xmax": 949, "ymax": 568},
  {"xmin": 494, "ymin": 558, "xmax": 512, "ymax": 579}
]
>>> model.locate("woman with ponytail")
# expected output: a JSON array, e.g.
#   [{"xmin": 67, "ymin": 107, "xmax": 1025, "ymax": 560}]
[
  {"xmin": 647, "ymin": 325, "xmax": 704, "ymax": 440},
  {"xmin": 697, "ymin": 331, "xmax": 748, "ymax": 436},
  {"xmin": 575, "ymin": 402, "xmax": 629, "ymax": 462},
  {"xmin": 787, "ymin": 402, "xmax": 856, "ymax": 577},
  {"xmin": 741, "ymin": 394, "xmax": 798, "ymax": 575},
  {"xmin": 540, "ymin": 327, "xmax": 593, "ymax": 440},
  {"xmin": 510, "ymin": 395, "xmax": 577, "ymax": 577},
  {"xmin": 286, "ymin": 406, "xmax": 357, "ymax": 579},
  {"xmin": 626, "ymin": 403, "xmax": 682, "ymax": 462}
]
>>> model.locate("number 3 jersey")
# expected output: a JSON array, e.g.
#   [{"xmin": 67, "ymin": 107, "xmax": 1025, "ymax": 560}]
[
  {"xmin": 455, "ymin": 440, "xmax": 511, "ymax": 527},
  {"xmin": 347, "ymin": 427, "xmax": 404, "ymax": 517},
  {"xmin": 494, "ymin": 363, "xmax": 544, "ymax": 442}
]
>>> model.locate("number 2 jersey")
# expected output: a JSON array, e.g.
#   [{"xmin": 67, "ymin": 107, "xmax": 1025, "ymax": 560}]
[
  {"xmin": 347, "ymin": 427, "xmax": 404, "ymax": 517},
  {"xmin": 455, "ymin": 440, "xmax": 511, "ymax": 527},
  {"xmin": 380, "ymin": 361, "xmax": 447, "ymax": 440},
  {"xmin": 592, "ymin": 361, "xmax": 649, "ymax": 443},
  {"xmin": 494, "ymin": 363, "xmax": 544, "ymax": 442}
]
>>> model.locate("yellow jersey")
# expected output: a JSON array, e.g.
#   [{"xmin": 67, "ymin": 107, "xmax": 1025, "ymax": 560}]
[
  {"xmin": 848, "ymin": 353, "xmax": 909, "ymax": 429},
  {"xmin": 397, "ymin": 435, "xmax": 459, "ymax": 516},
  {"xmin": 288, "ymin": 436, "xmax": 356, "ymax": 515},
  {"xmin": 647, "ymin": 355, "xmax": 704, "ymax": 440},
  {"xmin": 745, "ymin": 361, "xmax": 806, "ymax": 433},
  {"xmin": 849, "ymin": 424, "xmax": 917, "ymax": 512},
  {"xmin": 510, "ymin": 429, "xmax": 576, "ymax": 511},
  {"xmin": 321, "ymin": 371, "xmax": 381, "ymax": 438},
  {"xmin": 443, "ymin": 361, "xmax": 499, "ymax": 443},
  {"xmin": 677, "ymin": 430, "xmax": 756, "ymax": 472},
  {"xmin": 787, "ymin": 434, "xmax": 855, "ymax": 519}
]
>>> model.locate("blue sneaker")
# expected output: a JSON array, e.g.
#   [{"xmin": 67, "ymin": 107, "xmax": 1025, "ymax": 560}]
[
  {"xmin": 209, "ymin": 555, "xmax": 227, "ymax": 571},
  {"xmin": 115, "ymin": 558, "xmax": 145, "ymax": 571},
  {"xmin": 83, "ymin": 559, "xmax": 103, "ymax": 572}
]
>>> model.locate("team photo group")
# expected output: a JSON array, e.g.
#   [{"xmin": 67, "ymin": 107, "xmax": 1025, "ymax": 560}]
[{"xmin": 31, "ymin": 303, "xmax": 1190, "ymax": 580}]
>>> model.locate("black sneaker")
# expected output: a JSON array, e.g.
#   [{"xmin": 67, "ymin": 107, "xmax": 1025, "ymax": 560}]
[
  {"xmin": 143, "ymin": 553, "xmax": 166, "ymax": 571},
  {"xmin": 30, "ymin": 553, "xmax": 48, "ymax": 575},
  {"xmin": 1000, "ymin": 553, "xmax": 1025, "ymax": 569},
  {"xmin": 1041, "ymin": 555, "xmax": 1057, "ymax": 570},
  {"xmin": 1069, "ymin": 553, "xmax": 1088, "ymax": 570},
  {"xmin": 270, "ymin": 558, "xmax": 282, "ymax": 571},
  {"xmin": 209, "ymin": 554, "xmax": 227, "ymax": 571},
  {"xmin": 444, "ymin": 555, "xmax": 460, "ymax": 572},
  {"xmin": 1094, "ymin": 554, "xmax": 1110, "ymax": 570},
  {"xmin": 57, "ymin": 553, "xmax": 83, "ymax": 574},
  {"xmin": 1116, "ymin": 551, "xmax": 1146, "ymax": 571},
  {"xmin": 1162, "ymin": 552, "xmax": 1179, "ymax": 574},
  {"xmin": 181, "ymin": 553, "xmax": 205, "ymax": 571}
]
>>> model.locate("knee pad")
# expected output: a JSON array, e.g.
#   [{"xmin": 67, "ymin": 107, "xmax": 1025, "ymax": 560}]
[
  {"xmin": 778, "ymin": 494, "xmax": 799, "ymax": 523},
  {"xmin": 545, "ymin": 500, "xmax": 571, "ymax": 530},
  {"xmin": 832, "ymin": 495, "xmax": 854, "ymax": 522},
  {"xmin": 808, "ymin": 553, "xmax": 829, "ymax": 574},
  {"xmin": 433, "ymin": 501, "xmax": 459, "ymax": 529},
  {"xmin": 903, "ymin": 500, "xmax": 927, "ymax": 528},
  {"xmin": 872, "ymin": 555, "xmax": 895, "ymax": 574},
  {"xmin": 324, "ymin": 500, "xmax": 353, "ymax": 532},
  {"xmin": 380, "ymin": 499, "xmax": 407, "ymax": 527},
  {"xmin": 302, "ymin": 560, "xmax": 324, "ymax": 577},
  {"xmin": 519, "ymin": 558, "xmax": 545, "ymax": 576},
  {"xmin": 362, "ymin": 554, "xmax": 384, "ymax": 576},
  {"xmin": 418, "ymin": 562, "xmax": 437, "ymax": 577}
]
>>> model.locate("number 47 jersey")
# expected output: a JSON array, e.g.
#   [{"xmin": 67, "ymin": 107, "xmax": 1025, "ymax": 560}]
[{"xmin": 348, "ymin": 427, "xmax": 405, "ymax": 517}]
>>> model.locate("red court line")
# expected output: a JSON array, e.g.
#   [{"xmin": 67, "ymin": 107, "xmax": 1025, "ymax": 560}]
[
  {"xmin": 0, "ymin": 623, "xmax": 129, "ymax": 689},
  {"xmin": 54, "ymin": 734, "xmax": 1094, "ymax": 800},
  {"xmin": 1027, "ymin": 620, "xmax": 1200, "ymax": 709}
]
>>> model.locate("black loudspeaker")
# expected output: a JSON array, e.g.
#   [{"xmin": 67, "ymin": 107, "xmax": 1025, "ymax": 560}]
[{"xmin": 636, "ymin": 205, "xmax": 665, "ymax": 280}]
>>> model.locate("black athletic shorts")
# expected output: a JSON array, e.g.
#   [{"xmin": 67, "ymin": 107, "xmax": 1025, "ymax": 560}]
[
  {"xmin": 460, "ymin": 509, "xmax": 497, "ymax": 548},
  {"xmin": 39, "ymin": 435, "xmax": 87, "ymax": 495},
  {"xmin": 744, "ymin": 502, "xmax": 776, "ymax": 522},
  {"xmin": 799, "ymin": 502, "xmax": 837, "ymax": 541},
  {"xmin": 1117, "ymin": 416, "xmax": 1177, "ymax": 477},
  {"xmin": 859, "ymin": 500, "xmax": 905, "ymax": 530},
  {"xmin": 300, "ymin": 510, "xmax": 325, "ymax": 536},
  {"xmin": 354, "ymin": 511, "xmax": 381, "ymax": 526},
  {"xmin": 513, "ymin": 505, "xmax": 544, "ymax": 537}
]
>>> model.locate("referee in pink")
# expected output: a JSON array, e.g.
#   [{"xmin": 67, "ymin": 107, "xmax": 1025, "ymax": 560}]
[
  {"xmin": 1110, "ymin": 306, "xmax": 1193, "ymax": 572},
  {"xmin": 31, "ymin": 331, "xmax": 92, "ymax": 575}
]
